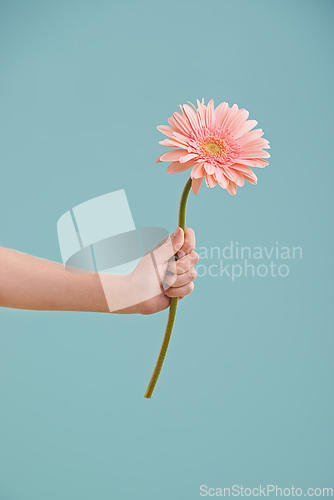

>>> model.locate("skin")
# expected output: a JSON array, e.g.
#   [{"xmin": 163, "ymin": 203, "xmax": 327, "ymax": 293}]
[{"xmin": 0, "ymin": 227, "xmax": 199, "ymax": 315}]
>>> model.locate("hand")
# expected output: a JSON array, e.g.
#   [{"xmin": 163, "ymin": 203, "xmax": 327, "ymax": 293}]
[{"xmin": 125, "ymin": 227, "xmax": 199, "ymax": 315}]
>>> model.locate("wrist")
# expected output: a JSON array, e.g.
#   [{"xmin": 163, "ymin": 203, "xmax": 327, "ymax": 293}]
[
  {"xmin": 120, "ymin": 272, "xmax": 145, "ymax": 315},
  {"xmin": 98, "ymin": 272, "xmax": 143, "ymax": 315}
]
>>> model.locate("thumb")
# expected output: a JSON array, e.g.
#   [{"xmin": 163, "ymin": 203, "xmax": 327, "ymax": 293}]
[{"xmin": 152, "ymin": 227, "xmax": 184, "ymax": 264}]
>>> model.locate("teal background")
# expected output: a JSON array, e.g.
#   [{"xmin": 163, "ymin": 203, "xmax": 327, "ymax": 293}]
[{"xmin": 1, "ymin": 0, "xmax": 333, "ymax": 499}]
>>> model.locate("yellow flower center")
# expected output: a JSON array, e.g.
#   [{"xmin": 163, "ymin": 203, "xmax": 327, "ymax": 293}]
[
  {"xmin": 205, "ymin": 142, "xmax": 221, "ymax": 155},
  {"xmin": 199, "ymin": 135, "xmax": 230, "ymax": 160}
]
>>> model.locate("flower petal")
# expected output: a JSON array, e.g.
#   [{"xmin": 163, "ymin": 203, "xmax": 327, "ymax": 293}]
[
  {"xmin": 213, "ymin": 168, "xmax": 223, "ymax": 183},
  {"xmin": 157, "ymin": 125, "xmax": 174, "ymax": 138},
  {"xmin": 221, "ymin": 104, "xmax": 239, "ymax": 131},
  {"xmin": 172, "ymin": 111, "xmax": 193, "ymax": 136},
  {"xmin": 216, "ymin": 172, "xmax": 229, "ymax": 189},
  {"xmin": 172, "ymin": 131, "xmax": 191, "ymax": 144},
  {"xmin": 167, "ymin": 116, "xmax": 179, "ymax": 131},
  {"xmin": 235, "ymin": 159, "xmax": 269, "ymax": 168},
  {"xmin": 179, "ymin": 153, "xmax": 198, "ymax": 163},
  {"xmin": 226, "ymin": 181, "xmax": 237, "ymax": 196},
  {"xmin": 241, "ymin": 139, "xmax": 270, "ymax": 150},
  {"xmin": 166, "ymin": 160, "xmax": 196, "ymax": 173},
  {"xmin": 191, "ymin": 162, "xmax": 205, "ymax": 178},
  {"xmin": 237, "ymin": 128, "xmax": 264, "ymax": 145},
  {"xmin": 205, "ymin": 172, "xmax": 218, "ymax": 188},
  {"xmin": 182, "ymin": 104, "xmax": 199, "ymax": 132},
  {"xmin": 238, "ymin": 150, "xmax": 270, "ymax": 159},
  {"xmin": 192, "ymin": 177, "xmax": 203, "ymax": 195},
  {"xmin": 221, "ymin": 166, "xmax": 239, "ymax": 183},
  {"xmin": 230, "ymin": 163, "xmax": 257, "ymax": 177},
  {"xmin": 233, "ymin": 119, "xmax": 258, "ymax": 139},
  {"xmin": 160, "ymin": 149, "xmax": 188, "ymax": 162},
  {"xmin": 205, "ymin": 99, "xmax": 214, "ymax": 128},
  {"xmin": 214, "ymin": 101, "xmax": 229, "ymax": 127},
  {"xmin": 243, "ymin": 173, "xmax": 258, "ymax": 185},
  {"xmin": 230, "ymin": 165, "xmax": 258, "ymax": 184},
  {"xmin": 203, "ymin": 161, "xmax": 216, "ymax": 175},
  {"xmin": 229, "ymin": 109, "xmax": 249, "ymax": 136},
  {"xmin": 196, "ymin": 99, "xmax": 206, "ymax": 129},
  {"xmin": 234, "ymin": 172, "xmax": 245, "ymax": 187},
  {"xmin": 159, "ymin": 138, "xmax": 188, "ymax": 148}
]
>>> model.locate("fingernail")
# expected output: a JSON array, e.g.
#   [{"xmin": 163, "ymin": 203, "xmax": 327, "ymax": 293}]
[{"xmin": 178, "ymin": 251, "xmax": 185, "ymax": 258}]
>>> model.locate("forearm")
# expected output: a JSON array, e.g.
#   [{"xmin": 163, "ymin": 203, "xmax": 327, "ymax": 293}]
[{"xmin": 0, "ymin": 247, "xmax": 113, "ymax": 312}]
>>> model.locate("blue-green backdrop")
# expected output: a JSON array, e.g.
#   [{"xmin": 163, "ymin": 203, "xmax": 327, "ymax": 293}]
[{"xmin": 1, "ymin": 1, "xmax": 333, "ymax": 499}]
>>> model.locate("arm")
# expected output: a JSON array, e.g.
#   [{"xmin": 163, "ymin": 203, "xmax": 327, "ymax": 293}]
[
  {"xmin": 0, "ymin": 246, "xmax": 111, "ymax": 312},
  {"xmin": 0, "ymin": 228, "xmax": 198, "ymax": 315}
]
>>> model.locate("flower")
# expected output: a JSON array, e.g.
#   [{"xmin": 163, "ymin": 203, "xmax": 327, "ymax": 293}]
[
  {"xmin": 146, "ymin": 99, "xmax": 270, "ymax": 398},
  {"xmin": 155, "ymin": 98, "xmax": 270, "ymax": 195}
]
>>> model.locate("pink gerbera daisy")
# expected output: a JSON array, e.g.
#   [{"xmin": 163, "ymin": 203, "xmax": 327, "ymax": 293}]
[{"xmin": 155, "ymin": 98, "xmax": 270, "ymax": 195}]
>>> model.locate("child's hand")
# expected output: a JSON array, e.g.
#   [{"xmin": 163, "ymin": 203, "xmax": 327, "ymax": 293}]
[{"xmin": 126, "ymin": 227, "xmax": 199, "ymax": 315}]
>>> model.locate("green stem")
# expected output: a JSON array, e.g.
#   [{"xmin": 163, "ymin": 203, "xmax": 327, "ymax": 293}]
[{"xmin": 144, "ymin": 177, "xmax": 192, "ymax": 399}]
